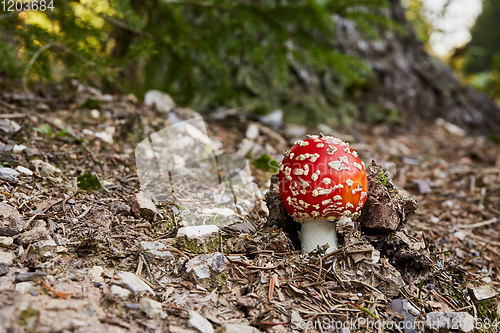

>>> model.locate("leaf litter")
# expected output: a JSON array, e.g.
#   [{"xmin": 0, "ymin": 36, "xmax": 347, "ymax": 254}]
[{"xmin": 0, "ymin": 82, "xmax": 499, "ymax": 332}]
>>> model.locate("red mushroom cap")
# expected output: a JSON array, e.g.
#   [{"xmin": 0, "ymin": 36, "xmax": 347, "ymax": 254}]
[{"xmin": 279, "ymin": 135, "xmax": 368, "ymax": 222}]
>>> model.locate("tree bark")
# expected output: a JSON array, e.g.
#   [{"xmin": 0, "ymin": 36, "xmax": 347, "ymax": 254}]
[{"xmin": 336, "ymin": 0, "xmax": 500, "ymax": 135}]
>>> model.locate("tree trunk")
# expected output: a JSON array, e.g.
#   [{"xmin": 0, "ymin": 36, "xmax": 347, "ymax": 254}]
[{"xmin": 336, "ymin": 0, "xmax": 500, "ymax": 135}]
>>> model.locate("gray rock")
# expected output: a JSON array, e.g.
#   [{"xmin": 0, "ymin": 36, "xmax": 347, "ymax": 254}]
[
  {"xmin": 0, "ymin": 167, "xmax": 20, "ymax": 182},
  {"xmin": 144, "ymin": 90, "xmax": 176, "ymax": 113},
  {"xmin": 128, "ymin": 191, "xmax": 157, "ymax": 220},
  {"xmin": 258, "ymin": 109, "xmax": 283, "ymax": 127},
  {"xmin": 0, "ymin": 251, "xmax": 13, "ymax": 265},
  {"xmin": 0, "ymin": 119, "xmax": 21, "ymax": 133},
  {"xmin": 139, "ymin": 298, "xmax": 166, "ymax": 319},
  {"xmin": 185, "ymin": 252, "xmax": 227, "ymax": 288},
  {"xmin": 115, "ymin": 271, "xmax": 155, "ymax": 296},
  {"xmin": 109, "ymin": 285, "xmax": 131, "ymax": 299},
  {"xmin": 15, "ymin": 166, "xmax": 32, "ymax": 176},
  {"xmin": 188, "ymin": 310, "xmax": 214, "ymax": 333},
  {"xmin": 15, "ymin": 271, "xmax": 47, "ymax": 282},
  {"xmin": 471, "ymin": 285, "xmax": 497, "ymax": 301},
  {"xmin": 109, "ymin": 203, "xmax": 131, "ymax": 215},
  {"xmin": 284, "ymin": 125, "xmax": 307, "ymax": 138},
  {"xmin": 18, "ymin": 226, "xmax": 50, "ymax": 246},
  {"xmin": 412, "ymin": 179, "xmax": 432, "ymax": 194},
  {"xmin": 236, "ymin": 138, "xmax": 255, "ymax": 157},
  {"xmin": 139, "ymin": 241, "xmax": 174, "ymax": 261},
  {"xmin": 220, "ymin": 324, "xmax": 260, "ymax": 333},
  {"xmin": 124, "ymin": 301, "xmax": 140, "ymax": 310},
  {"xmin": 30, "ymin": 159, "xmax": 61, "ymax": 177},
  {"xmin": 0, "ymin": 262, "xmax": 8, "ymax": 276},
  {"xmin": 0, "ymin": 236, "xmax": 13, "ymax": 247},
  {"xmin": 426, "ymin": 312, "xmax": 474, "ymax": 332}
]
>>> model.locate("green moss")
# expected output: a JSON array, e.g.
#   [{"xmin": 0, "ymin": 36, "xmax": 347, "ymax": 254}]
[
  {"xmin": 476, "ymin": 298, "xmax": 500, "ymax": 333},
  {"xmin": 376, "ymin": 169, "xmax": 389, "ymax": 186},
  {"xmin": 82, "ymin": 98, "xmax": 101, "ymax": 109},
  {"xmin": 77, "ymin": 172, "xmax": 102, "ymax": 191},
  {"xmin": 252, "ymin": 154, "xmax": 279, "ymax": 173},
  {"xmin": 19, "ymin": 308, "xmax": 38, "ymax": 326},
  {"xmin": 176, "ymin": 235, "xmax": 223, "ymax": 254}
]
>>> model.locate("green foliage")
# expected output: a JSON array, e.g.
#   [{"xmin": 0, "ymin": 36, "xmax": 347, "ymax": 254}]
[
  {"xmin": 77, "ymin": 172, "xmax": 102, "ymax": 191},
  {"xmin": 1, "ymin": 0, "xmax": 402, "ymax": 124},
  {"xmin": 460, "ymin": 0, "xmax": 500, "ymax": 102},
  {"xmin": 33, "ymin": 123, "xmax": 71, "ymax": 142},
  {"xmin": 252, "ymin": 154, "xmax": 279, "ymax": 173}
]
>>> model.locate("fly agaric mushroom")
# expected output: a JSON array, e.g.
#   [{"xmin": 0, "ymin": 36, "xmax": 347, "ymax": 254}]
[{"xmin": 278, "ymin": 134, "xmax": 368, "ymax": 254}]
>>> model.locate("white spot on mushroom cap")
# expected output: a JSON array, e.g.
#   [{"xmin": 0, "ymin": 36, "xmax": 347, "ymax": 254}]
[
  {"xmin": 333, "ymin": 195, "xmax": 342, "ymax": 201},
  {"xmin": 316, "ymin": 143, "xmax": 324, "ymax": 148},
  {"xmin": 300, "ymin": 189, "xmax": 307, "ymax": 195},
  {"xmin": 311, "ymin": 211, "xmax": 320, "ymax": 217},
  {"xmin": 354, "ymin": 162, "xmax": 362, "ymax": 171},
  {"xmin": 312, "ymin": 187, "xmax": 332, "ymax": 197},
  {"xmin": 322, "ymin": 199, "xmax": 331, "ymax": 205},
  {"xmin": 322, "ymin": 178, "xmax": 331, "ymax": 185},
  {"xmin": 346, "ymin": 179, "xmax": 354, "ymax": 187},
  {"xmin": 339, "ymin": 156, "xmax": 349, "ymax": 164},
  {"xmin": 328, "ymin": 160, "xmax": 350, "ymax": 171},
  {"xmin": 345, "ymin": 202, "xmax": 354, "ymax": 209}
]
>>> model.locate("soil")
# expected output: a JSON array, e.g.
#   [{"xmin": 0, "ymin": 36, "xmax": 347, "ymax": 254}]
[{"xmin": 0, "ymin": 80, "xmax": 500, "ymax": 332}]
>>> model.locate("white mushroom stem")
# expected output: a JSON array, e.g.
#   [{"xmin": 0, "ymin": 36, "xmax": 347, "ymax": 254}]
[{"xmin": 299, "ymin": 220, "xmax": 338, "ymax": 254}]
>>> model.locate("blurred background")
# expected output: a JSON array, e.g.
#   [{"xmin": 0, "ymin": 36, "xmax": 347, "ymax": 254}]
[{"xmin": 0, "ymin": 0, "xmax": 499, "ymax": 132}]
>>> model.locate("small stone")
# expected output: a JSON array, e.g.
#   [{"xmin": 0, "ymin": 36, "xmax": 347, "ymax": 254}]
[
  {"xmin": 109, "ymin": 285, "xmax": 131, "ymax": 299},
  {"xmin": 220, "ymin": 324, "xmax": 260, "ymax": 333},
  {"xmin": 29, "ymin": 290, "xmax": 38, "ymax": 296},
  {"xmin": 124, "ymin": 301, "xmax": 140, "ymax": 310},
  {"xmin": 226, "ymin": 222, "xmax": 256, "ymax": 234},
  {"xmin": 0, "ymin": 251, "xmax": 14, "ymax": 265},
  {"xmin": 426, "ymin": 312, "xmax": 474, "ymax": 332},
  {"xmin": 188, "ymin": 310, "xmax": 214, "ymax": 333},
  {"xmin": 246, "ymin": 124, "xmax": 259, "ymax": 140},
  {"xmin": 0, "ymin": 236, "xmax": 13, "ymax": 247},
  {"xmin": 0, "ymin": 167, "xmax": 20, "ymax": 182},
  {"xmin": 0, "ymin": 119, "xmax": 21, "ymax": 133},
  {"xmin": 139, "ymin": 298, "xmax": 166, "ymax": 319},
  {"xmin": 391, "ymin": 299, "xmax": 408, "ymax": 314},
  {"xmin": 426, "ymin": 284, "xmax": 435, "ymax": 290},
  {"xmin": 471, "ymin": 285, "xmax": 497, "ymax": 301},
  {"xmin": 144, "ymin": 90, "xmax": 176, "ymax": 113},
  {"xmin": 15, "ymin": 271, "xmax": 47, "ymax": 282},
  {"xmin": 33, "ymin": 236, "xmax": 57, "ymax": 255},
  {"xmin": 15, "ymin": 282, "xmax": 34, "ymax": 295},
  {"xmin": 128, "ymin": 191, "xmax": 157, "ymax": 220},
  {"xmin": 177, "ymin": 225, "xmax": 219, "ymax": 240},
  {"xmin": 184, "ymin": 252, "xmax": 227, "ymax": 288},
  {"xmin": 0, "ymin": 227, "xmax": 19, "ymax": 237},
  {"xmin": 90, "ymin": 266, "xmax": 104, "ymax": 282},
  {"xmin": 114, "ymin": 271, "xmax": 154, "ymax": 296},
  {"xmin": 15, "ymin": 166, "xmax": 32, "ymax": 176},
  {"xmin": 0, "ymin": 262, "xmax": 8, "ymax": 276},
  {"xmin": 18, "ymin": 226, "xmax": 50, "ymax": 246},
  {"xmin": 284, "ymin": 125, "xmax": 307, "ymax": 138},
  {"xmin": 94, "ymin": 282, "xmax": 102, "ymax": 288},
  {"xmin": 340, "ymin": 328, "xmax": 351, "ymax": 333},
  {"xmin": 412, "ymin": 179, "xmax": 432, "ymax": 194},
  {"xmin": 139, "ymin": 241, "xmax": 174, "ymax": 261},
  {"xmin": 95, "ymin": 127, "xmax": 115, "ymax": 145},
  {"xmin": 90, "ymin": 109, "xmax": 100, "ymax": 119},
  {"xmin": 236, "ymin": 138, "xmax": 255, "ymax": 157},
  {"xmin": 109, "ymin": 203, "xmax": 131, "ymax": 215},
  {"xmin": 12, "ymin": 144, "xmax": 26, "ymax": 154}
]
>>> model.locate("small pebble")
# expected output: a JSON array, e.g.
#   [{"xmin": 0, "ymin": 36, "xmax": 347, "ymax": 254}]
[
  {"xmin": 29, "ymin": 290, "xmax": 38, "ymax": 296},
  {"xmin": 0, "ymin": 262, "xmax": 8, "ymax": 276},
  {"xmin": 124, "ymin": 301, "xmax": 140, "ymax": 310},
  {"xmin": 94, "ymin": 282, "xmax": 102, "ymax": 288},
  {"xmin": 426, "ymin": 284, "xmax": 435, "ymax": 290}
]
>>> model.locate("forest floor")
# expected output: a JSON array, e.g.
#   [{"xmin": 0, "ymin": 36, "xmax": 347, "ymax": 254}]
[{"xmin": 0, "ymin": 81, "xmax": 499, "ymax": 333}]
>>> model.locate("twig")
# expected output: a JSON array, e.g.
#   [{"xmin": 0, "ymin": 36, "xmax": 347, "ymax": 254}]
[{"xmin": 41, "ymin": 279, "xmax": 72, "ymax": 299}]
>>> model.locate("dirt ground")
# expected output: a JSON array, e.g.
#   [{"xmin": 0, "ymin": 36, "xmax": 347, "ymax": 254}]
[{"xmin": 0, "ymin": 81, "xmax": 499, "ymax": 332}]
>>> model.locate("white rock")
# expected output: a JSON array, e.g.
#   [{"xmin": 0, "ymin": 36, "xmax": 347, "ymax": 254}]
[
  {"xmin": 259, "ymin": 109, "xmax": 283, "ymax": 126},
  {"xmin": 94, "ymin": 126, "xmax": 115, "ymax": 145},
  {"xmin": 426, "ymin": 312, "xmax": 474, "ymax": 332},
  {"xmin": 90, "ymin": 109, "xmax": 100, "ymax": 119},
  {"xmin": 246, "ymin": 124, "xmax": 259, "ymax": 140},
  {"xmin": 82, "ymin": 129, "xmax": 94, "ymax": 136},
  {"xmin": 236, "ymin": 138, "xmax": 255, "ymax": 157},
  {"xmin": 285, "ymin": 125, "xmax": 307, "ymax": 138},
  {"xmin": 0, "ymin": 236, "xmax": 13, "ymax": 247},
  {"xmin": 177, "ymin": 225, "xmax": 219, "ymax": 240},
  {"xmin": 188, "ymin": 311, "xmax": 214, "ymax": 333},
  {"xmin": 0, "ymin": 119, "xmax": 21, "ymax": 133},
  {"xmin": 139, "ymin": 298, "xmax": 165, "ymax": 319},
  {"xmin": 144, "ymin": 90, "xmax": 176, "ymax": 113},
  {"xmin": 201, "ymin": 208, "xmax": 235, "ymax": 217},
  {"xmin": 15, "ymin": 166, "xmax": 32, "ymax": 176},
  {"xmin": 436, "ymin": 118, "xmax": 466, "ymax": 137},
  {"xmin": 115, "ymin": 271, "xmax": 155, "ymax": 296},
  {"xmin": 471, "ymin": 285, "xmax": 497, "ymax": 301},
  {"xmin": 90, "ymin": 266, "xmax": 104, "ymax": 282},
  {"xmin": 12, "ymin": 144, "xmax": 26, "ymax": 154},
  {"xmin": 0, "ymin": 251, "xmax": 14, "ymax": 264},
  {"xmin": 15, "ymin": 282, "xmax": 34, "ymax": 295},
  {"xmin": 0, "ymin": 168, "xmax": 20, "ymax": 182},
  {"xmin": 317, "ymin": 123, "xmax": 336, "ymax": 136},
  {"xmin": 139, "ymin": 241, "xmax": 174, "ymax": 261},
  {"xmin": 109, "ymin": 285, "xmax": 131, "ymax": 299}
]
